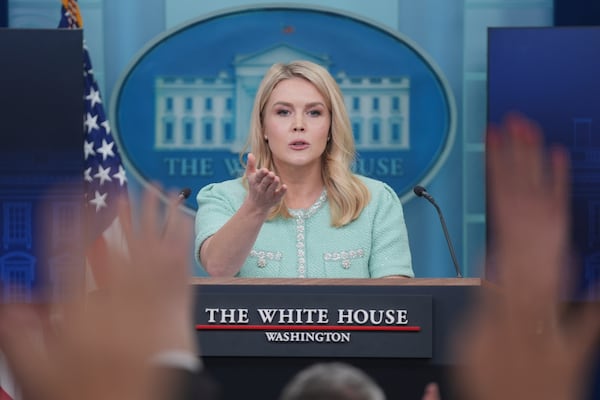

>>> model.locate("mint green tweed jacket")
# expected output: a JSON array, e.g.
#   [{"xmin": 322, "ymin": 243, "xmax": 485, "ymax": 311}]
[{"xmin": 194, "ymin": 176, "xmax": 413, "ymax": 278}]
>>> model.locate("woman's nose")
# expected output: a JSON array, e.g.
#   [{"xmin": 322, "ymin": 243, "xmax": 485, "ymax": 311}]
[{"xmin": 293, "ymin": 117, "xmax": 305, "ymax": 132}]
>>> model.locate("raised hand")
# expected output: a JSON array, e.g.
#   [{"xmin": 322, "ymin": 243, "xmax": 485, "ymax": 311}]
[
  {"xmin": 453, "ymin": 113, "xmax": 600, "ymax": 400},
  {"xmin": 0, "ymin": 189, "xmax": 195, "ymax": 400},
  {"xmin": 244, "ymin": 153, "xmax": 287, "ymax": 213},
  {"xmin": 486, "ymin": 113, "xmax": 570, "ymax": 305}
]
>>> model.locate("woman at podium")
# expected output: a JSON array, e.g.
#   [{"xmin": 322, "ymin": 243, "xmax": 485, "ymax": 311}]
[{"xmin": 194, "ymin": 61, "xmax": 413, "ymax": 279}]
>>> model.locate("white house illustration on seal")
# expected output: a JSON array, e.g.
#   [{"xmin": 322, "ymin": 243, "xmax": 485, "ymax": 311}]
[{"xmin": 154, "ymin": 44, "xmax": 410, "ymax": 152}]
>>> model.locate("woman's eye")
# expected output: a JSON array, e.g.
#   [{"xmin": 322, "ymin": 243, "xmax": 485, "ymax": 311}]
[
  {"xmin": 276, "ymin": 109, "xmax": 290, "ymax": 116},
  {"xmin": 308, "ymin": 110, "xmax": 322, "ymax": 117}
]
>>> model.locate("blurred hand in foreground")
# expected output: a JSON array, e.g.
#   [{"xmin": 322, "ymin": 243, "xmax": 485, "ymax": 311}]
[
  {"xmin": 0, "ymin": 188, "xmax": 194, "ymax": 400},
  {"xmin": 453, "ymin": 113, "xmax": 600, "ymax": 400}
]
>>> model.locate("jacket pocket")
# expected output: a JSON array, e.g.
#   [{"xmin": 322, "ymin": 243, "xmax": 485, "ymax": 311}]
[{"xmin": 323, "ymin": 248, "xmax": 369, "ymax": 278}]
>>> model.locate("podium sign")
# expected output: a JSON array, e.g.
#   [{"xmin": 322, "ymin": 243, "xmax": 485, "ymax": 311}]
[
  {"xmin": 193, "ymin": 278, "xmax": 481, "ymax": 400},
  {"xmin": 193, "ymin": 278, "xmax": 481, "ymax": 359},
  {"xmin": 195, "ymin": 291, "xmax": 432, "ymax": 358}
]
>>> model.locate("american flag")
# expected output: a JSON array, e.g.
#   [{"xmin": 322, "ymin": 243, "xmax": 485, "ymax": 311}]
[{"xmin": 59, "ymin": 0, "xmax": 128, "ymax": 245}]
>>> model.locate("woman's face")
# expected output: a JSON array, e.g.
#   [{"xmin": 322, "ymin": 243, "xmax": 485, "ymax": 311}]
[{"xmin": 262, "ymin": 77, "xmax": 331, "ymax": 173}]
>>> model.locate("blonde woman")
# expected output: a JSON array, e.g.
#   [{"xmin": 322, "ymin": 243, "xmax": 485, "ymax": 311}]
[{"xmin": 194, "ymin": 60, "xmax": 413, "ymax": 278}]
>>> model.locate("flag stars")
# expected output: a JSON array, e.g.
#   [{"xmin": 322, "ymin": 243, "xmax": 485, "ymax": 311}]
[
  {"xmin": 84, "ymin": 167, "xmax": 93, "ymax": 182},
  {"xmin": 89, "ymin": 190, "xmax": 108, "ymax": 212},
  {"xmin": 86, "ymin": 87, "xmax": 102, "ymax": 108},
  {"xmin": 97, "ymin": 139, "xmax": 115, "ymax": 161},
  {"xmin": 84, "ymin": 140, "xmax": 95, "ymax": 159},
  {"xmin": 84, "ymin": 112, "xmax": 99, "ymax": 133},
  {"xmin": 101, "ymin": 120, "xmax": 111, "ymax": 135},
  {"xmin": 60, "ymin": 1, "xmax": 128, "ymax": 243},
  {"xmin": 94, "ymin": 165, "xmax": 112, "ymax": 185},
  {"xmin": 113, "ymin": 165, "xmax": 127, "ymax": 186}
]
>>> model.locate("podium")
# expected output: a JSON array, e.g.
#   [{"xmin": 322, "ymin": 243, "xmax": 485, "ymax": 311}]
[{"xmin": 192, "ymin": 277, "xmax": 481, "ymax": 400}]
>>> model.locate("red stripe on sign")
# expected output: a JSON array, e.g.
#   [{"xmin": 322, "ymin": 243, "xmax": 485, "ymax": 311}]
[{"xmin": 196, "ymin": 324, "xmax": 420, "ymax": 332}]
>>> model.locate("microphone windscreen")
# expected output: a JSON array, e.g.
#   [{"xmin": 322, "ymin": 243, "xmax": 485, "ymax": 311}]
[
  {"xmin": 413, "ymin": 185, "xmax": 426, "ymax": 197},
  {"xmin": 180, "ymin": 187, "xmax": 192, "ymax": 199}
]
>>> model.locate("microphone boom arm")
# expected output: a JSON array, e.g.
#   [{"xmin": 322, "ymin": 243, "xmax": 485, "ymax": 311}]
[
  {"xmin": 414, "ymin": 186, "xmax": 463, "ymax": 278},
  {"xmin": 428, "ymin": 197, "xmax": 462, "ymax": 278}
]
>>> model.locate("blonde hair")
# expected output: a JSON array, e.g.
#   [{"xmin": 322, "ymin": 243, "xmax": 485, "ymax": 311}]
[{"xmin": 242, "ymin": 60, "xmax": 370, "ymax": 227}]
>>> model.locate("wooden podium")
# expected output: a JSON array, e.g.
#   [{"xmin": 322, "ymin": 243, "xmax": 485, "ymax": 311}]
[{"xmin": 191, "ymin": 277, "xmax": 481, "ymax": 400}]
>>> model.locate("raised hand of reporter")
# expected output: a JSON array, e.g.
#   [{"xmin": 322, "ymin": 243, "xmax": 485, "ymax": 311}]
[
  {"xmin": 453, "ymin": 113, "xmax": 600, "ymax": 400},
  {"xmin": 0, "ymin": 189, "xmax": 195, "ymax": 400}
]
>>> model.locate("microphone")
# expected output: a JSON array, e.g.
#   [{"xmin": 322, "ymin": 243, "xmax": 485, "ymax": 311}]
[
  {"xmin": 413, "ymin": 185, "xmax": 463, "ymax": 278},
  {"xmin": 178, "ymin": 187, "xmax": 192, "ymax": 203},
  {"xmin": 162, "ymin": 187, "xmax": 192, "ymax": 237}
]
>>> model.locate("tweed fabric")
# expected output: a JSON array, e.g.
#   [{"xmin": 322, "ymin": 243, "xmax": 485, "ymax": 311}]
[{"xmin": 194, "ymin": 176, "xmax": 413, "ymax": 278}]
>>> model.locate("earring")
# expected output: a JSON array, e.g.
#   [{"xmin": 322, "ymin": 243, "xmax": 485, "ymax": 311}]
[{"xmin": 264, "ymin": 136, "xmax": 268, "ymax": 142}]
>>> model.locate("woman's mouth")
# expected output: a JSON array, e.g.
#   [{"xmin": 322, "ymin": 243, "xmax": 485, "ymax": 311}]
[{"xmin": 289, "ymin": 140, "xmax": 309, "ymax": 150}]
